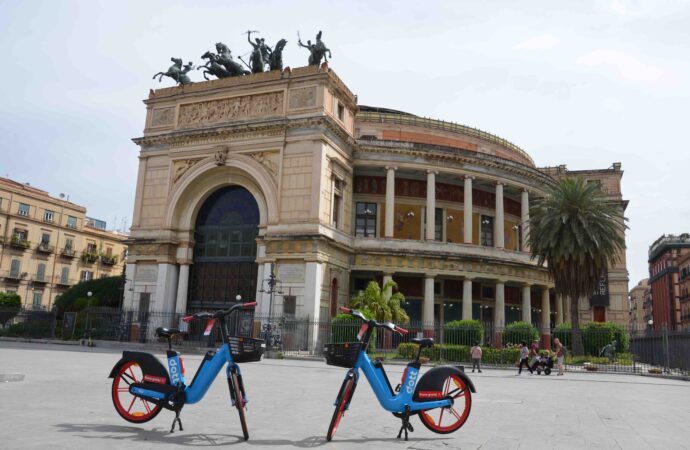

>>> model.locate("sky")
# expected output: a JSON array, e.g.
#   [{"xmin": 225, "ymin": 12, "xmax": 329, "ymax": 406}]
[{"xmin": 1, "ymin": 0, "xmax": 688, "ymax": 287}]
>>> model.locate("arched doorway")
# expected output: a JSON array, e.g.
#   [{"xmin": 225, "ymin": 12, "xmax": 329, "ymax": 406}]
[{"xmin": 188, "ymin": 186, "xmax": 259, "ymax": 311}]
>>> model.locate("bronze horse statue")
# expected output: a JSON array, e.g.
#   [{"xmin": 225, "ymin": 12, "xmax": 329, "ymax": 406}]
[
  {"xmin": 198, "ymin": 51, "xmax": 232, "ymax": 80},
  {"xmin": 298, "ymin": 31, "xmax": 331, "ymax": 66},
  {"xmin": 215, "ymin": 42, "xmax": 250, "ymax": 77},
  {"xmin": 153, "ymin": 57, "xmax": 194, "ymax": 85},
  {"xmin": 269, "ymin": 39, "xmax": 288, "ymax": 71}
]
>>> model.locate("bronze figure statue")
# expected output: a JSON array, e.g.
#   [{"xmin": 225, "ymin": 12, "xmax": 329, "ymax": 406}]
[
  {"xmin": 246, "ymin": 31, "xmax": 273, "ymax": 73},
  {"xmin": 215, "ymin": 42, "xmax": 250, "ymax": 77},
  {"xmin": 153, "ymin": 57, "xmax": 194, "ymax": 85},
  {"xmin": 298, "ymin": 30, "xmax": 331, "ymax": 66},
  {"xmin": 198, "ymin": 51, "xmax": 232, "ymax": 80},
  {"xmin": 268, "ymin": 39, "xmax": 288, "ymax": 71}
]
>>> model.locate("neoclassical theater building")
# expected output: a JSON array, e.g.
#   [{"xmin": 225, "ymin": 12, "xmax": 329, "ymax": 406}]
[{"xmin": 123, "ymin": 65, "xmax": 629, "ymax": 334}]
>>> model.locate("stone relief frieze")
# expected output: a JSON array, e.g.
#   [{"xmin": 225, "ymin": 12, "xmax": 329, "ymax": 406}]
[
  {"xmin": 172, "ymin": 158, "xmax": 202, "ymax": 184},
  {"xmin": 178, "ymin": 92, "xmax": 283, "ymax": 128},
  {"xmin": 151, "ymin": 107, "xmax": 176, "ymax": 127},
  {"xmin": 288, "ymin": 86, "xmax": 317, "ymax": 109},
  {"xmin": 249, "ymin": 151, "xmax": 279, "ymax": 177}
]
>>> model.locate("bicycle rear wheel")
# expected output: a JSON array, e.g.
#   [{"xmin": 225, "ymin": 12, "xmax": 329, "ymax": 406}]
[
  {"xmin": 418, "ymin": 373, "xmax": 472, "ymax": 434},
  {"xmin": 230, "ymin": 369, "xmax": 249, "ymax": 440},
  {"xmin": 326, "ymin": 374, "xmax": 356, "ymax": 441},
  {"xmin": 111, "ymin": 361, "xmax": 163, "ymax": 423}
]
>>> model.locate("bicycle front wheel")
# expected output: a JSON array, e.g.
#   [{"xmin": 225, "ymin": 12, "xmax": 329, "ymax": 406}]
[
  {"xmin": 326, "ymin": 374, "xmax": 356, "ymax": 441},
  {"xmin": 418, "ymin": 373, "xmax": 472, "ymax": 434},
  {"xmin": 230, "ymin": 370, "xmax": 249, "ymax": 440},
  {"xmin": 111, "ymin": 361, "xmax": 163, "ymax": 423}
]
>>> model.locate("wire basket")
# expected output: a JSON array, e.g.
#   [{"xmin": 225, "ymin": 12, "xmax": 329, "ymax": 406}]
[
  {"xmin": 324, "ymin": 342, "xmax": 362, "ymax": 368},
  {"xmin": 228, "ymin": 336, "xmax": 265, "ymax": 363}
]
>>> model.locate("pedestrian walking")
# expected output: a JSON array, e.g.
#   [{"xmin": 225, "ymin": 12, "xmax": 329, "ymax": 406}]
[
  {"xmin": 554, "ymin": 337, "xmax": 566, "ymax": 375},
  {"xmin": 517, "ymin": 341, "xmax": 532, "ymax": 375},
  {"xmin": 529, "ymin": 339, "xmax": 540, "ymax": 373},
  {"xmin": 470, "ymin": 341, "xmax": 482, "ymax": 373}
]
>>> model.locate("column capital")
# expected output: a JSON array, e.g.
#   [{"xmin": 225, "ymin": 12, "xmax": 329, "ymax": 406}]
[
  {"xmin": 426, "ymin": 169, "xmax": 439, "ymax": 175},
  {"xmin": 177, "ymin": 259, "xmax": 193, "ymax": 265},
  {"xmin": 521, "ymin": 282, "xmax": 532, "ymax": 288},
  {"xmin": 463, "ymin": 276, "xmax": 475, "ymax": 281},
  {"xmin": 385, "ymin": 165, "xmax": 398, "ymax": 171},
  {"xmin": 464, "ymin": 174, "xmax": 475, "ymax": 180},
  {"xmin": 382, "ymin": 271, "xmax": 395, "ymax": 277},
  {"xmin": 493, "ymin": 277, "xmax": 509, "ymax": 285},
  {"xmin": 424, "ymin": 274, "xmax": 437, "ymax": 280},
  {"xmin": 496, "ymin": 180, "xmax": 505, "ymax": 187}
]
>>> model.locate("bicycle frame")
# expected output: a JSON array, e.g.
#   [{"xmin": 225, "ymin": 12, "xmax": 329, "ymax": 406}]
[{"xmin": 351, "ymin": 350, "xmax": 451, "ymax": 413}]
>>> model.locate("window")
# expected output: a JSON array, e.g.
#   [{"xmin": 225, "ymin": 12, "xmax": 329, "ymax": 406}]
[
  {"xmin": 283, "ymin": 295, "xmax": 297, "ymax": 316},
  {"xmin": 138, "ymin": 293, "xmax": 151, "ymax": 322},
  {"xmin": 86, "ymin": 242, "xmax": 97, "ymax": 254},
  {"xmin": 64, "ymin": 238, "xmax": 74, "ymax": 251},
  {"xmin": 61, "ymin": 267, "xmax": 70, "ymax": 284},
  {"xmin": 44, "ymin": 210, "xmax": 54, "ymax": 222},
  {"xmin": 106, "ymin": 247, "xmax": 113, "ymax": 256},
  {"xmin": 10, "ymin": 259, "xmax": 21, "ymax": 278},
  {"xmin": 13, "ymin": 229, "xmax": 28, "ymax": 241},
  {"xmin": 18, "ymin": 203, "xmax": 29, "ymax": 216},
  {"xmin": 332, "ymin": 178, "xmax": 343, "ymax": 229},
  {"xmin": 481, "ymin": 285, "xmax": 495, "ymax": 299},
  {"xmin": 41, "ymin": 233, "xmax": 50, "ymax": 245},
  {"xmin": 80, "ymin": 270, "xmax": 94, "ymax": 282},
  {"xmin": 355, "ymin": 202, "xmax": 377, "ymax": 237},
  {"xmin": 36, "ymin": 263, "xmax": 46, "ymax": 282},
  {"xmin": 423, "ymin": 208, "xmax": 444, "ymax": 241},
  {"xmin": 32, "ymin": 292, "xmax": 43, "ymax": 309},
  {"xmin": 67, "ymin": 216, "xmax": 77, "ymax": 229},
  {"xmin": 337, "ymin": 103, "xmax": 345, "ymax": 121},
  {"xmin": 480, "ymin": 215, "xmax": 494, "ymax": 246}
]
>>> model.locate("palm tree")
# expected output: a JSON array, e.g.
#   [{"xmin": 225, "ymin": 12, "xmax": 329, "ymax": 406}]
[
  {"xmin": 528, "ymin": 177, "xmax": 626, "ymax": 355},
  {"xmin": 349, "ymin": 280, "xmax": 410, "ymax": 324}
]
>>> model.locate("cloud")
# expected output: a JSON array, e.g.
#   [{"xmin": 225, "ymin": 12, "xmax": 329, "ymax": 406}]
[
  {"xmin": 575, "ymin": 50, "xmax": 668, "ymax": 83},
  {"xmin": 610, "ymin": 0, "xmax": 627, "ymax": 16},
  {"xmin": 513, "ymin": 34, "xmax": 560, "ymax": 50}
]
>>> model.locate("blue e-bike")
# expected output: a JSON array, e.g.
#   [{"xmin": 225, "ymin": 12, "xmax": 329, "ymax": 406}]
[
  {"xmin": 324, "ymin": 307, "xmax": 476, "ymax": 441},
  {"xmin": 108, "ymin": 302, "xmax": 264, "ymax": 440}
]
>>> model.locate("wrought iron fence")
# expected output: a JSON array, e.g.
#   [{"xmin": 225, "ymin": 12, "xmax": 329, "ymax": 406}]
[{"xmin": 1, "ymin": 308, "xmax": 688, "ymax": 375}]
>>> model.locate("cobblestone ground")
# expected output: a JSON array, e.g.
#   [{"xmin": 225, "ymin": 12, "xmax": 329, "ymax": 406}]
[{"xmin": 1, "ymin": 341, "xmax": 689, "ymax": 449}]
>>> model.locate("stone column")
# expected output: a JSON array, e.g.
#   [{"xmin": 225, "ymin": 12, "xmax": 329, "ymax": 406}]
[
  {"xmin": 462, "ymin": 277, "xmax": 473, "ymax": 320},
  {"xmin": 564, "ymin": 296, "xmax": 572, "ymax": 322},
  {"xmin": 423, "ymin": 276, "xmax": 435, "ymax": 336},
  {"xmin": 426, "ymin": 170, "xmax": 437, "ymax": 241},
  {"xmin": 494, "ymin": 280, "xmax": 505, "ymax": 347},
  {"xmin": 464, "ymin": 175, "xmax": 473, "ymax": 244},
  {"xmin": 175, "ymin": 264, "xmax": 190, "ymax": 316},
  {"xmin": 522, "ymin": 284, "xmax": 532, "ymax": 324},
  {"xmin": 494, "ymin": 182, "xmax": 505, "ymax": 249},
  {"xmin": 521, "ymin": 189, "xmax": 530, "ymax": 252},
  {"xmin": 382, "ymin": 273, "xmax": 393, "ymax": 289},
  {"xmin": 384, "ymin": 166, "xmax": 397, "ymax": 238},
  {"xmin": 305, "ymin": 262, "xmax": 323, "ymax": 351},
  {"xmin": 155, "ymin": 263, "xmax": 179, "ymax": 328},
  {"xmin": 556, "ymin": 294, "xmax": 564, "ymax": 325},
  {"xmin": 541, "ymin": 287, "xmax": 552, "ymax": 350},
  {"xmin": 258, "ymin": 262, "xmax": 274, "ymax": 317}
]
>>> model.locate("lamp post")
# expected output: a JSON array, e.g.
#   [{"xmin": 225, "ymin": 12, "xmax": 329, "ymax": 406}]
[
  {"xmin": 258, "ymin": 264, "xmax": 283, "ymax": 350},
  {"xmin": 86, "ymin": 291, "xmax": 94, "ymax": 347}
]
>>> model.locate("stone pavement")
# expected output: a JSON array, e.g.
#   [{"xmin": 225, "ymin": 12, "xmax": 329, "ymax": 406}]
[{"xmin": 1, "ymin": 341, "xmax": 689, "ymax": 450}]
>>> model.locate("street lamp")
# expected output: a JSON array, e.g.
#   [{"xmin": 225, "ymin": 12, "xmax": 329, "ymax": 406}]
[{"xmin": 86, "ymin": 291, "xmax": 94, "ymax": 347}]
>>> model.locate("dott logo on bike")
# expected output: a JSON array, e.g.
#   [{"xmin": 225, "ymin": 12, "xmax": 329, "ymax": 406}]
[
  {"xmin": 169, "ymin": 359, "xmax": 181, "ymax": 385},
  {"xmin": 418, "ymin": 391, "xmax": 444, "ymax": 399},
  {"xmin": 143, "ymin": 374, "xmax": 167, "ymax": 384},
  {"xmin": 405, "ymin": 369, "xmax": 418, "ymax": 394}
]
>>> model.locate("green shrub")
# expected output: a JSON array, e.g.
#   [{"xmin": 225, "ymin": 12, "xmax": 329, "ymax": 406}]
[
  {"xmin": 503, "ymin": 321, "xmax": 539, "ymax": 346},
  {"xmin": 330, "ymin": 313, "xmax": 376, "ymax": 347},
  {"xmin": 53, "ymin": 276, "xmax": 123, "ymax": 314},
  {"xmin": 552, "ymin": 322, "xmax": 573, "ymax": 350},
  {"xmin": 0, "ymin": 292, "xmax": 22, "ymax": 326},
  {"xmin": 396, "ymin": 343, "xmax": 520, "ymax": 366},
  {"xmin": 582, "ymin": 321, "xmax": 630, "ymax": 356},
  {"xmin": 444, "ymin": 320, "xmax": 484, "ymax": 346}
]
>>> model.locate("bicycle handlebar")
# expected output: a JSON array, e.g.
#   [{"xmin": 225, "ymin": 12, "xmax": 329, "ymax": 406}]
[
  {"xmin": 338, "ymin": 306, "xmax": 408, "ymax": 335},
  {"xmin": 183, "ymin": 302, "xmax": 257, "ymax": 323}
]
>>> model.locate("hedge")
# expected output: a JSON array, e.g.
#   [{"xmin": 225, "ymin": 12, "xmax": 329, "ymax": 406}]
[
  {"xmin": 503, "ymin": 321, "xmax": 539, "ymax": 346},
  {"xmin": 0, "ymin": 292, "xmax": 22, "ymax": 326},
  {"xmin": 582, "ymin": 321, "xmax": 630, "ymax": 355},
  {"xmin": 330, "ymin": 313, "xmax": 376, "ymax": 346},
  {"xmin": 397, "ymin": 343, "xmax": 520, "ymax": 365},
  {"xmin": 444, "ymin": 320, "xmax": 484, "ymax": 345}
]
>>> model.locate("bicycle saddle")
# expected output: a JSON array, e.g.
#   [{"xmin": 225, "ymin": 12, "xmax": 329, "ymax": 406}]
[
  {"xmin": 155, "ymin": 327, "xmax": 181, "ymax": 338},
  {"xmin": 411, "ymin": 338, "xmax": 434, "ymax": 348}
]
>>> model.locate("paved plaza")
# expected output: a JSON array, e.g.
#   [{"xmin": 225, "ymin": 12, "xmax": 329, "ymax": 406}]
[{"xmin": 1, "ymin": 341, "xmax": 689, "ymax": 449}]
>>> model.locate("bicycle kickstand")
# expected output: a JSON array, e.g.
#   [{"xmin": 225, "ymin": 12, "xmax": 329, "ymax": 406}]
[
  {"xmin": 396, "ymin": 406, "xmax": 414, "ymax": 441},
  {"xmin": 170, "ymin": 406, "xmax": 184, "ymax": 433}
]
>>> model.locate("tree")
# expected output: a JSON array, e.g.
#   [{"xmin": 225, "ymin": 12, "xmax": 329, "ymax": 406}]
[
  {"xmin": 349, "ymin": 280, "xmax": 410, "ymax": 324},
  {"xmin": 52, "ymin": 277, "xmax": 122, "ymax": 314},
  {"xmin": 528, "ymin": 177, "xmax": 626, "ymax": 355},
  {"xmin": 0, "ymin": 292, "xmax": 22, "ymax": 327}
]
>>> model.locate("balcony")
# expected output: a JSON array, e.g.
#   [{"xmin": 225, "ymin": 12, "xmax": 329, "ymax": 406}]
[
  {"xmin": 60, "ymin": 247, "xmax": 76, "ymax": 258},
  {"xmin": 32, "ymin": 273, "xmax": 48, "ymax": 284},
  {"xmin": 100, "ymin": 254, "xmax": 118, "ymax": 266},
  {"xmin": 9, "ymin": 237, "xmax": 31, "ymax": 250},
  {"xmin": 55, "ymin": 278, "xmax": 75, "ymax": 287},
  {"xmin": 81, "ymin": 252, "xmax": 99, "ymax": 264},
  {"xmin": 36, "ymin": 243, "xmax": 55, "ymax": 254},
  {"xmin": 1, "ymin": 270, "xmax": 24, "ymax": 282}
]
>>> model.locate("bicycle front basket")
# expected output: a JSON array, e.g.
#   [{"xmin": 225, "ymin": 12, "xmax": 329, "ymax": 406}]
[
  {"xmin": 324, "ymin": 342, "xmax": 362, "ymax": 368},
  {"xmin": 228, "ymin": 336, "xmax": 265, "ymax": 363}
]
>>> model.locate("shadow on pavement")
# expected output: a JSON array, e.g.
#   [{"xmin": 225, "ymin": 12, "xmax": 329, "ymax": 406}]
[{"xmin": 55, "ymin": 423, "xmax": 452, "ymax": 447}]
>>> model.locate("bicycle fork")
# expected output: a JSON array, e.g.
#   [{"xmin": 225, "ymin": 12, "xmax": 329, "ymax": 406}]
[{"xmin": 226, "ymin": 366, "xmax": 247, "ymax": 407}]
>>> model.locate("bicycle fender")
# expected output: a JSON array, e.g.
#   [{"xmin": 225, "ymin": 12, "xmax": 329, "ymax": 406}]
[
  {"xmin": 413, "ymin": 366, "xmax": 476, "ymax": 402},
  {"xmin": 108, "ymin": 351, "xmax": 171, "ymax": 384}
]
